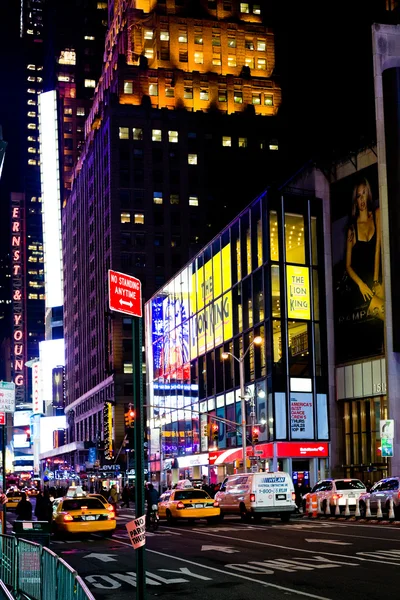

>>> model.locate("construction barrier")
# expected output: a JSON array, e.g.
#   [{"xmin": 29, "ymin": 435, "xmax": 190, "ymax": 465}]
[
  {"xmin": 0, "ymin": 534, "xmax": 95, "ymax": 600},
  {"xmin": 301, "ymin": 494, "xmax": 400, "ymax": 523}
]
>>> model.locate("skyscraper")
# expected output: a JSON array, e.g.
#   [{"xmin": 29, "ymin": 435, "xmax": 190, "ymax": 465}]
[{"xmin": 61, "ymin": 0, "xmax": 283, "ymax": 469}]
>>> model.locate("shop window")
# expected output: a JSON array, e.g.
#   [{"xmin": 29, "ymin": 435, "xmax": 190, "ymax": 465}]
[
  {"xmin": 285, "ymin": 213, "xmax": 305, "ymax": 264},
  {"xmin": 271, "ymin": 265, "xmax": 280, "ymax": 317},
  {"xmin": 270, "ymin": 211, "xmax": 279, "ymax": 261}
]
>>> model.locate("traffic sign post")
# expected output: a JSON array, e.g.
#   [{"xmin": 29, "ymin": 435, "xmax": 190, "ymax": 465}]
[
  {"xmin": 108, "ymin": 270, "xmax": 145, "ymax": 600},
  {"xmin": 382, "ymin": 438, "xmax": 394, "ymax": 457}
]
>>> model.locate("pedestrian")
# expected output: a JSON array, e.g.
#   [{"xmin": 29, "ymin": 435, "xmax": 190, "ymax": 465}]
[
  {"xmin": 120, "ymin": 484, "xmax": 130, "ymax": 508},
  {"xmin": 108, "ymin": 485, "xmax": 119, "ymax": 514},
  {"xmin": 145, "ymin": 483, "xmax": 159, "ymax": 526},
  {"xmin": 294, "ymin": 481, "xmax": 304, "ymax": 512},
  {"xmin": 15, "ymin": 493, "xmax": 32, "ymax": 521},
  {"xmin": 34, "ymin": 491, "xmax": 51, "ymax": 521}
]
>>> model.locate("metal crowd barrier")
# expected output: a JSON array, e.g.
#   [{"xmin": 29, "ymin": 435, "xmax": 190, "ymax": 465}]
[{"xmin": 0, "ymin": 534, "xmax": 95, "ymax": 600}]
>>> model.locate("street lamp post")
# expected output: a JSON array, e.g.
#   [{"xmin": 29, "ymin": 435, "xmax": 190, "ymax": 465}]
[{"xmin": 222, "ymin": 336, "xmax": 262, "ymax": 474}]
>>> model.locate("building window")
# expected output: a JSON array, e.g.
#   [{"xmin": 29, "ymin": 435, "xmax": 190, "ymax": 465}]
[
  {"xmin": 228, "ymin": 36, "xmax": 236, "ymax": 48},
  {"xmin": 238, "ymin": 137, "xmax": 247, "ymax": 148},
  {"xmin": 152, "ymin": 129, "xmax": 162, "ymax": 142},
  {"xmin": 170, "ymin": 194, "xmax": 179, "ymax": 205},
  {"xmin": 145, "ymin": 49, "xmax": 154, "ymax": 60},
  {"xmin": 189, "ymin": 196, "xmax": 199, "ymax": 206},
  {"xmin": 133, "ymin": 128, "xmax": 143, "ymax": 140},
  {"xmin": 28, "ymin": 159, "xmax": 37, "ymax": 166},
  {"xmin": 257, "ymin": 58, "xmax": 267, "ymax": 70},
  {"xmin": 188, "ymin": 154, "xmax": 198, "ymax": 165},
  {"xmin": 213, "ymin": 56, "xmax": 222, "ymax": 66},
  {"xmin": 240, "ymin": 3, "xmax": 250, "ymax": 12},
  {"xmin": 228, "ymin": 56, "xmax": 237, "ymax": 68},
  {"xmin": 144, "ymin": 29, "xmax": 153, "ymax": 39},
  {"xmin": 200, "ymin": 88, "xmax": 209, "ymax": 101},
  {"xmin": 121, "ymin": 212, "xmax": 131, "ymax": 224},
  {"xmin": 119, "ymin": 127, "xmax": 129, "ymax": 140},
  {"xmin": 218, "ymin": 89, "xmax": 227, "ymax": 102},
  {"xmin": 245, "ymin": 57, "xmax": 255, "ymax": 69},
  {"xmin": 178, "ymin": 31, "xmax": 188, "ymax": 43},
  {"xmin": 27, "ymin": 124, "xmax": 37, "ymax": 130},
  {"xmin": 252, "ymin": 93, "xmax": 261, "ymax": 105},
  {"xmin": 123, "ymin": 362, "xmax": 133, "ymax": 374},
  {"xmin": 269, "ymin": 141, "xmax": 279, "ymax": 151},
  {"xmin": 245, "ymin": 38, "xmax": 254, "ymax": 50},
  {"xmin": 77, "ymin": 107, "xmax": 85, "ymax": 116},
  {"xmin": 160, "ymin": 30, "xmax": 169, "ymax": 41},
  {"xmin": 285, "ymin": 213, "xmax": 305, "ymax": 264},
  {"xmin": 194, "ymin": 34, "xmax": 203, "ymax": 44},
  {"xmin": 84, "ymin": 35, "xmax": 95, "ymax": 41},
  {"xmin": 179, "ymin": 51, "xmax": 188, "ymax": 62},
  {"xmin": 222, "ymin": 136, "xmax": 231, "ymax": 147},
  {"xmin": 212, "ymin": 34, "xmax": 221, "ymax": 46},
  {"xmin": 165, "ymin": 86, "xmax": 175, "ymax": 97},
  {"xmin": 149, "ymin": 83, "xmax": 158, "ymax": 96},
  {"xmin": 124, "ymin": 80, "xmax": 133, "ymax": 94},
  {"xmin": 153, "ymin": 192, "xmax": 163, "ymax": 205},
  {"xmin": 64, "ymin": 107, "xmax": 72, "ymax": 115},
  {"xmin": 27, "ymin": 111, "xmax": 36, "ymax": 118},
  {"xmin": 234, "ymin": 90, "xmax": 243, "ymax": 103},
  {"xmin": 194, "ymin": 52, "xmax": 203, "ymax": 64},
  {"xmin": 168, "ymin": 130, "xmax": 178, "ymax": 143},
  {"xmin": 264, "ymin": 95, "xmax": 273, "ymax": 106},
  {"xmin": 134, "ymin": 214, "xmax": 145, "ymax": 225},
  {"xmin": 257, "ymin": 39, "xmax": 266, "ymax": 51},
  {"xmin": 84, "ymin": 79, "xmax": 96, "ymax": 88},
  {"xmin": 253, "ymin": 4, "xmax": 261, "ymax": 13},
  {"xmin": 184, "ymin": 87, "xmax": 193, "ymax": 99}
]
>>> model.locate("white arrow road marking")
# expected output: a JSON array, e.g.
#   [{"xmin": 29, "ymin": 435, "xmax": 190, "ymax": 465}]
[
  {"xmin": 201, "ymin": 545, "xmax": 240, "ymax": 554},
  {"xmin": 119, "ymin": 299, "xmax": 133, "ymax": 307},
  {"xmin": 305, "ymin": 539, "xmax": 352, "ymax": 546},
  {"xmin": 84, "ymin": 553, "xmax": 118, "ymax": 562}
]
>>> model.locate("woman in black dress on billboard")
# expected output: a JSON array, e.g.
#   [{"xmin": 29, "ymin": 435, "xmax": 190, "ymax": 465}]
[{"xmin": 345, "ymin": 177, "xmax": 384, "ymax": 320}]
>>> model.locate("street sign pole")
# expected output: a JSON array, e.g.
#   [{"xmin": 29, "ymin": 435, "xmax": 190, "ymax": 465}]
[{"xmin": 133, "ymin": 316, "xmax": 145, "ymax": 600}]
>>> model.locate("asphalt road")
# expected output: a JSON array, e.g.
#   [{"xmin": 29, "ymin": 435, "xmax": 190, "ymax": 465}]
[{"xmin": 8, "ymin": 506, "xmax": 400, "ymax": 600}]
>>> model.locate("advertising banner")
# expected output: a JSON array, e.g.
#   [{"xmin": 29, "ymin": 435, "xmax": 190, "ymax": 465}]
[
  {"xmin": 290, "ymin": 393, "xmax": 314, "ymax": 439},
  {"xmin": 286, "ymin": 265, "xmax": 310, "ymax": 320},
  {"xmin": 331, "ymin": 165, "xmax": 384, "ymax": 363},
  {"xmin": 52, "ymin": 366, "xmax": 64, "ymax": 409}
]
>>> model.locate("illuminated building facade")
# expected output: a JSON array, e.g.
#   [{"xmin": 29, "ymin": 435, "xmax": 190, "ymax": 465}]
[
  {"xmin": 145, "ymin": 185, "xmax": 331, "ymax": 489},
  {"xmin": 62, "ymin": 0, "xmax": 284, "ymax": 471}
]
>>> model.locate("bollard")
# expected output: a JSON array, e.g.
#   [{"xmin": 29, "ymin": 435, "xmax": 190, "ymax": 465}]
[
  {"xmin": 335, "ymin": 497, "xmax": 340, "ymax": 516},
  {"xmin": 366, "ymin": 498, "xmax": 371, "ymax": 518},
  {"xmin": 355, "ymin": 498, "xmax": 361, "ymax": 519},
  {"xmin": 377, "ymin": 499, "xmax": 383, "ymax": 519},
  {"xmin": 344, "ymin": 497, "xmax": 350, "ymax": 517},
  {"xmin": 311, "ymin": 494, "xmax": 318, "ymax": 518},
  {"xmin": 325, "ymin": 500, "xmax": 331, "ymax": 516},
  {"xmin": 317, "ymin": 497, "xmax": 322, "ymax": 515},
  {"xmin": 307, "ymin": 495, "xmax": 313, "ymax": 517},
  {"xmin": 389, "ymin": 498, "xmax": 395, "ymax": 520}
]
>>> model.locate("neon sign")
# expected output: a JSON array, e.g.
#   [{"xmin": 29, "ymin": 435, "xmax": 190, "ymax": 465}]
[{"xmin": 11, "ymin": 193, "xmax": 26, "ymax": 404}]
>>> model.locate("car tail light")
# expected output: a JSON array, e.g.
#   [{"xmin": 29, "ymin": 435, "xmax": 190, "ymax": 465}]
[
  {"xmin": 213, "ymin": 501, "xmax": 219, "ymax": 508},
  {"xmin": 292, "ymin": 492, "xmax": 296, "ymax": 501},
  {"xmin": 332, "ymin": 494, "xmax": 343, "ymax": 501},
  {"xmin": 176, "ymin": 502, "xmax": 185, "ymax": 509},
  {"xmin": 63, "ymin": 513, "xmax": 73, "ymax": 522},
  {"xmin": 250, "ymin": 494, "xmax": 256, "ymax": 503},
  {"xmin": 107, "ymin": 512, "xmax": 114, "ymax": 520},
  {"xmin": 106, "ymin": 504, "xmax": 115, "ymax": 512}
]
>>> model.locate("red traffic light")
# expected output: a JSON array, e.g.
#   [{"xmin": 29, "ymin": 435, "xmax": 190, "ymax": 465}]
[
  {"xmin": 212, "ymin": 424, "xmax": 218, "ymax": 432},
  {"xmin": 128, "ymin": 410, "xmax": 135, "ymax": 418}
]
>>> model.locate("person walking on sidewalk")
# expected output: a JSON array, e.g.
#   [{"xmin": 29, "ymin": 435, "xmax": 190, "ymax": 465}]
[
  {"xmin": 108, "ymin": 485, "xmax": 119, "ymax": 515},
  {"xmin": 15, "ymin": 493, "xmax": 32, "ymax": 521}
]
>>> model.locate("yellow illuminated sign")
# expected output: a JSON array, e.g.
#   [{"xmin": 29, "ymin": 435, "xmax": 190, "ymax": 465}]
[
  {"xmin": 190, "ymin": 244, "xmax": 232, "ymax": 356},
  {"xmin": 286, "ymin": 265, "xmax": 310, "ymax": 320}
]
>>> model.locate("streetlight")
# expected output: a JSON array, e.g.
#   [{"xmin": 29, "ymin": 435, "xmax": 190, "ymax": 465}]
[{"xmin": 222, "ymin": 335, "xmax": 263, "ymax": 473}]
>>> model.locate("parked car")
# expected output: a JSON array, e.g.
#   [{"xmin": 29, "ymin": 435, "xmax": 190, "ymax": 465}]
[
  {"xmin": 302, "ymin": 478, "xmax": 366, "ymax": 514},
  {"xmin": 215, "ymin": 472, "xmax": 296, "ymax": 522},
  {"xmin": 359, "ymin": 477, "xmax": 400, "ymax": 519}
]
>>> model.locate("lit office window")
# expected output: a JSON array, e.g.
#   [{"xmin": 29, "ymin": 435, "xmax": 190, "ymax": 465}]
[
  {"xmin": 59, "ymin": 50, "xmax": 76, "ymax": 65},
  {"xmin": 64, "ymin": 107, "xmax": 72, "ymax": 114},
  {"xmin": 257, "ymin": 58, "xmax": 267, "ymax": 70},
  {"xmin": 149, "ymin": 83, "xmax": 158, "ymax": 96},
  {"xmin": 27, "ymin": 136, "xmax": 36, "ymax": 142},
  {"xmin": 222, "ymin": 136, "xmax": 231, "ymax": 147},
  {"xmin": 119, "ymin": 127, "xmax": 129, "ymax": 140},
  {"xmin": 245, "ymin": 39, "xmax": 254, "ymax": 50},
  {"xmin": 194, "ymin": 52, "xmax": 203, "ymax": 64},
  {"xmin": 170, "ymin": 194, "xmax": 180, "ymax": 205},
  {"xmin": 212, "ymin": 34, "xmax": 221, "ymax": 46},
  {"xmin": 77, "ymin": 107, "xmax": 85, "ymax": 116},
  {"xmin": 121, "ymin": 213, "xmax": 131, "ymax": 224},
  {"xmin": 124, "ymin": 81, "xmax": 133, "ymax": 94},
  {"xmin": 228, "ymin": 37, "xmax": 236, "ymax": 48},
  {"xmin": 160, "ymin": 30, "xmax": 169, "ymax": 41},
  {"xmin": 234, "ymin": 90, "xmax": 243, "ymax": 103},
  {"xmin": 253, "ymin": 4, "xmax": 261, "ymax": 13},
  {"xmin": 264, "ymin": 95, "xmax": 273, "ymax": 106},
  {"xmin": 97, "ymin": 2, "xmax": 107, "ymax": 8},
  {"xmin": 218, "ymin": 89, "xmax": 227, "ymax": 102},
  {"xmin": 245, "ymin": 57, "xmax": 255, "ymax": 69},
  {"xmin": 168, "ymin": 131, "xmax": 178, "ymax": 143},
  {"xmin": 184, "ymin": 87, "xmax": 193, "ymax": 99},
  {"xmin": 189, "ymin": 196, "xmax": 199, "ymax": 207},
  {"xmin": 269, "ymin": 142, "xmax": 279, "ymax": 151},
  {"xmin": 252, "ymin": 93, "xmax": 261, "ymax": 105},
  {"xmin": 200, "ymin": 88, "xmax": 209, "ymax": 101},
  {"xmin": 165, "ymin": 86, "xmax": 175, "ymax": 97},
  {"xmin": 240, "ymin": 3, "xmax": 250, "ymax": 12},
  {"xmin": 238, "ymin": 137, "xmax": 247, "ymax": 148},
  {"xmin": 178, "ymin": 31, "xmax": 188, "ymax": 43},
  {"xmin": 124, "ymin": 363, "xmax": 133, "ymax": 374},
  {"xmin": 153, "ymin": 192, "xmax": 163, "ymax": 205},
  {"xmin": 152, "ymin": 129, "xmax": 162, "ymax": 142},
  {"xmin": 145, "ymin": 49, "xmax": 154, "ymax": 59},
  {"xmin": 194, "ymin": 34, "xmax": 203, "ymax": 44},
  {"xmin": 27, "ymin": 88, "xmax": 36, "ymax": 94},
  {"xmin": 257, "ymin": 39, "xmax": 266, "ymax": 51},
  {"xmin": 144, "ymin": 29, "xmax": 154, "ymax": 39},
  {"xmin": 84, "ymin": 35, "xmax": 95, "ymax": 41},
  {"xmin": 27, "ymin": 124, "xmax": 37, "ymax": 129},
  {"xmin": 213, "ymin": 56, "xmax": 222, "ymax": 66},
  {"xmin": 27, "ymin": 76, "xmax": 35, "ymax": 82},
  {"xmin": 133, "ymin": 128, "xmax": 143, "ymax": 140},
  {"xmin": 27, "ymin": 64, "xmax": 36, "ymax": 70},
  {"xmin": 188, "ymin": 154, "xmax": 197, "ymax": 165},
  {"xmin": 228, "ymin": 56, "xmax": 237, "ymax": 68},
  {"xmin": 134, "ymin": 214, "xmax": 145, "ymax": 225},
  {"xmin": 28, "ymin": 147, "xmax": 36, "ymax": 153},
  {"xmin": 84, "ymin": 79, "xmax": 96, "ymax": 88},
  {"xmin": 27, "ymin": 111, "xmax": 36, "ymax": 117},
  {"xmin": 28, "ymin": 159, "xmax": 37, "ymax": 166}
]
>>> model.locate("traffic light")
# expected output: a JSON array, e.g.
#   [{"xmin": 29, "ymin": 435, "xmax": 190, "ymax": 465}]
[
  {"xmin": 124, "ymin": 406, "xmax": 135, "ymax": 429},
  {"xmin": 252, "ymin": 427, "xmax": 259, "ymax": 445},
  {"xmin": 212, "ymin": 423, "xmax": 218, "ymax": 443}
]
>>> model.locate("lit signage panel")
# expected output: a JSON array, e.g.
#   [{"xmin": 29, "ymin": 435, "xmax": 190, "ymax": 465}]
[
  {"xmin": 190, "ymin": 244, "xmax": 232, "ymax": 356},
  {"xmin": 39, "ymin": 415, "xmax": 67, "ymax": 454},
  {"xmin": 11, "ymin": 193, "xmax": 26, "ymax": 404},
  {"xmin": 103, "ymin": 403, "xmax": 113, "ymax": 460},
  {"xmin": 286, "ymin": 265, "xmax": 310, "ymax": 320},
  {"xmin": 39, "ymin": 339, "xmax": 65, "ymax": 407},
  {"xmin": 52, "ymin": 366, "xmax": 64, "ymax": 409},
  {"xmin": 32, "ymin": 362, "xmax": 42, "ymax": 414},
  {"xmin": 38, "ymin": 90, "xmax": 63, "ymax": 309}
]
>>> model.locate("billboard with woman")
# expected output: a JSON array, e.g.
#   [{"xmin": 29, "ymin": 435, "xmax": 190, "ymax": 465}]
[{"xmin": 331, "ymin": 164, "xmax": 384, "ymax": 363}]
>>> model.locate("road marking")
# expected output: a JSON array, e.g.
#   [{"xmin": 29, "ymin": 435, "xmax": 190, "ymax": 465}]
[
  {"xmin": 84, "ymin": 553, "xmax": 117, "ymax": 563},
  {"xmin": 189, "ymin": 529, "xmax": 400, "ymax": 566},
  {"xmin": 201, "ymin": 545, "xmax": 240, "ymax": 554},
  {"xmin": 226, "ymin": 556, "xmax": 359, "ymax": 575},
  {"xmin": 108, "ymin": 537, "xmax": 332, "ymax": 599},
  {"xmin": 305, "ymin": 539, "xmax": 352, "ymax": 546},
  {"xmin": 357, "ymin": 549, "xmax": 400, "ymax": 562}
]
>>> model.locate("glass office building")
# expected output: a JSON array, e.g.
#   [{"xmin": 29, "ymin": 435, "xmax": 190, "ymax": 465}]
[{"xmin": 145, "ymin": 188, "xmax": 330, "ymax": 490}]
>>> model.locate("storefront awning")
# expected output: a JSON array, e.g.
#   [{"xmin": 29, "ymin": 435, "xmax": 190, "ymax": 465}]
[{"xmin": 209, "ymin": 442, "xmax": 329, "ymax": 465}]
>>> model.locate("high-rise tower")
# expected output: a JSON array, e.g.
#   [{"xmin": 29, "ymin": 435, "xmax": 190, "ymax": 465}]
[{"xmin": 62, "ymin": 0, "xmax": 283, "ymax": 468}]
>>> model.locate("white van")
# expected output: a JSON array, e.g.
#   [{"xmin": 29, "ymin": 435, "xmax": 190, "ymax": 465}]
[{"xmin": 215, "ymin": 472, "xmax": 296, "ymax": 522}]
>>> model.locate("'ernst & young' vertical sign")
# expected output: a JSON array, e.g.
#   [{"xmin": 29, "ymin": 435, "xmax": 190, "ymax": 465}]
[{"xmin": 11, "ymin": 193, "xmax": 26, "ymax": 404}]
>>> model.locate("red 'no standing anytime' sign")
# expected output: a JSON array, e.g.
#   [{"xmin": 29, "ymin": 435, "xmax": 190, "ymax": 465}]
[{"xmin": 108, "ymin": 269, "xmax": 142, "ymax": 317}]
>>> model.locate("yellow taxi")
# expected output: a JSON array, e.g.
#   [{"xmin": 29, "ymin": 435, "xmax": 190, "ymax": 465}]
[
  {"xmin": 6, "ymin": 490, "xmax": 26, "ymax": 510},
  {"xmin": 158, "ymin": 487, "xmax": 220, "ymax": 524},
  {"xmin": 51, "ymin": 487, "xmax": 116, "ymax": 536}
]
